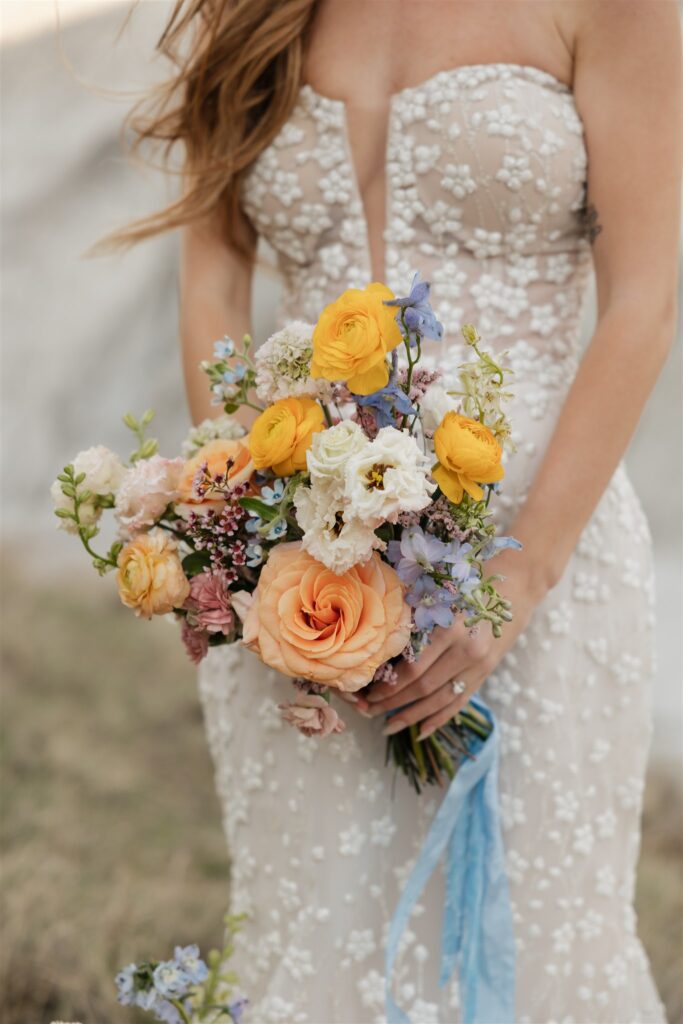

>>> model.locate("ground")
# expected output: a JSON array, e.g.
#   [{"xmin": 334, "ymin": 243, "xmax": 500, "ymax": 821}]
[{"xmin": 1, "ymin": 558, "xmax": 681, "ymax": 1024}]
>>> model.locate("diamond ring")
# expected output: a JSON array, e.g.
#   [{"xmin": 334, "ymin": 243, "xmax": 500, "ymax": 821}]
[{"xmin": 451, "ymin": 679, "xmax": 467, "ymax": 696}]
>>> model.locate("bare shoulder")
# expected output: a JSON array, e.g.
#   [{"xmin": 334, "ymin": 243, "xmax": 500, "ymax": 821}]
[{"xmin": 574, "ymin": 0, "xmax": 681, "ymax": 67}]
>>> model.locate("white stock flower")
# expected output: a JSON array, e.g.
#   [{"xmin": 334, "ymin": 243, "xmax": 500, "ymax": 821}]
[
  {"xmin": 294, "ymin": 482, "xmax": 382, "ymax": 574},
  {"xmin": 50, "ymin": 445, "xmax": 124, "ymax": 534},
  {"xmin": 344, "ymin": 427, "xmax": 435, "ymax": 524},
  {"xmin": 306, "ymin": 421, "xmax": 369, "ymax": 483},
  {"xmin": 255, "ymin": 321, "xmax": 334, "ymax": 403},
  {"xmin": 181, "ymin": 414, "xmax": 245, "ymax": 457},
  {"xmin": 420, "ymin": 383, "xmax": 459, "ymax": 432}
]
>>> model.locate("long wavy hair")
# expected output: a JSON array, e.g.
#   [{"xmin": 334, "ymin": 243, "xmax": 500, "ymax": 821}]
[{"xmin": 105, "ymin": 0, "xmax": 318, "ymax": 257}]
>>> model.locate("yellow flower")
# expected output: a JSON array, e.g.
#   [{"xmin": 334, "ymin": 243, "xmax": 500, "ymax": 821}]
[
  {"xmin": 249, "ymin": 397, "xmax": 325, "ymax": 477},
  {"xmin": 310, "ymin": 282, "xmax": 403, "ymax": 395},
  {"xmin": 117, "ymin": 531, "xmax": 190, "ymax": 619},
  {"xmin": 433, "ymin": 412, "xmax": 504, "ymax": 503}
]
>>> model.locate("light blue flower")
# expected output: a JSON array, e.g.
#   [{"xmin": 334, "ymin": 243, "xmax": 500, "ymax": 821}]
[
  {"xmin": 214, "ymin": 337, "xmax": 235, "ymax": 360},
  {"xmin": 222, "ymin": 363, "xmax": 247, "ymax": 385},
  {"xmin": 229, "ymin": 997, "xmax": 249, "ymax": 1023},
  {"xmin": 135, "ymin": 987, "xmax": 162, "ymax": 1012},
  {"xmin": 384, "ymin": 272, "xmax": 444, "ymax": 345},
  {"xmin": 387, "ymin": 527, "xmax": 472, "ymax": 586},
  {"xmin": 266, "ymin": 520, "xmax": 287, "ymax": 541},
  {"xmin": 353, "ymin": 381, "xmax": 416, "ymax": 428},
  {"xmin": 449, "ymin": 541, "xmax": 475, "ymax": 583},
  {"xmin": 479, "ymin": 535, "xmax": 522, "ymax": 561},
  {"xmin": 154, "ymin": 999, "xmax": 184, "ymax": 1024},
  {"xmin": 115, "ymin": 963, "xmax": 138, "ymax": 1005},
  {"xmin": 406, "ymin": 576, "xmax": 455, "ymax": 632},
  {"xmin": 173, "ymin": 944, "xmax": 209, "ymax": 985},
  {"xmin": 260, "ymin": 479, "xmax": 286, "ymax": 505},
  {"xmin": 152, "ymin": 960, "xmax": 191, "ymax": 1000},
  {"xmin": 246, "ymin": 542, "xmax": 264, "ymax": 567}
]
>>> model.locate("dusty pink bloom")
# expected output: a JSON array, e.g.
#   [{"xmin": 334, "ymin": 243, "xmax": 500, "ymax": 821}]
[
  {"xmin": 115, "ymin": 455, "xmax": 183, "ymax": 534},
  {"xmin": 371, "ymin": 661, "xmax": 399, "ymax": 687},
  {"xmin": 278, "ymin": 694, "xmax": 346, "ymax": 739},
  {"xmin": 185, "ymin": 570, "xmax": 235, "ymax": 635},
  {"xmin": 181, "ymin": 619, "xmax": 209, "ymax": 664}
]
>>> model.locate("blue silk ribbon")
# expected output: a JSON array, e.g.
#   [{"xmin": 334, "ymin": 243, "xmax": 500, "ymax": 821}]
[{"xmin": 385, "ymin": 699, "xmax": 515, "ymax": 1024}]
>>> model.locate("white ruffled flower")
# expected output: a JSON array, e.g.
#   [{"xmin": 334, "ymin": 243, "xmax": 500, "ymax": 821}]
[
  {"xmin": 51, "ymin": 445, "xmax": 125, "ymax": 534},
  {"xmin": 420, "ymin": 383, "xmax": 459, "ymax": 433},
  {"xmin": 306, "ymin": 421, "xmax": 369, "ymax": 483},
  {"xmin": 294, "ymin": 482, "xmax": 383, "ymax": 574},
  {"xmin": 115, "ymin": 455, "xmax": 183, "ymax": 535},
  {"xmin": 181, "ymin": 414, "xmax": 245, "ymax": 457},
  {"xmin": 344, "ymin": 428, "xmax": 435, "ymax": 525},
  {"xmin": 255, "ymin": 321, "xmax": 334, "ymax": 403}
]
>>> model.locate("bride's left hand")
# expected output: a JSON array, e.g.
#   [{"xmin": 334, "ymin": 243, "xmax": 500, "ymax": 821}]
[{"xmin": 360, "ymin": 554, "xmax": 542, "ymax": 740}]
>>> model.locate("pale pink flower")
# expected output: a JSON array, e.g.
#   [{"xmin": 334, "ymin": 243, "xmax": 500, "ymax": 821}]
[
  {"xmin": 181, "ymin": 619, "xmax": 209, "ymax": 664},
  {"xmin": 278, "ymin": 693, "xmax": 346, "ymax": 738},
  {"xmin": 115, "ymin": 455, "xmax": 183, "ymax": 534},
  {"xmin": 185, "ymin": 570, "xmax": 235, "ymax": 635}
]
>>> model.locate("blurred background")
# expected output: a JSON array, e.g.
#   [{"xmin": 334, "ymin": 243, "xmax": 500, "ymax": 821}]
[{"xmin": 1, "ymin": 2, "xmax": 681, "ymax": 1022}]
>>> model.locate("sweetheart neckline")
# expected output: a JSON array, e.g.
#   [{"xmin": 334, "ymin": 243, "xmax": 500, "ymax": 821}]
[{"xmin": 300, "ymin": 62, "xmax": 574, "ymax": 110}]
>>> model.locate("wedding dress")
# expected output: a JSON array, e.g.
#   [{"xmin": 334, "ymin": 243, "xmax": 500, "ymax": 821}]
[{"xmin": 198, "ymin": 65, "xmax": 664, "ymax": 1024}]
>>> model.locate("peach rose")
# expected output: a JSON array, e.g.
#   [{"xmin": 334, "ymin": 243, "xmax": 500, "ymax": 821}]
[
  {"xmin": 117, "ymin": 531, "xmax": 190, "ymax": 619},
  {"xmin": 177, "ymin": 438, "xmax": 254, "ymax": 514},
  {"xmin": 279, "ymin": 693, "xmax": 346, "ymax": 738},
  {"xmin": 242, "ymin": 543, "xmax": 411, "ymax": 692}
]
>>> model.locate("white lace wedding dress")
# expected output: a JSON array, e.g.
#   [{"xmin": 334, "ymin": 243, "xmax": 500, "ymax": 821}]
[{"xmin": 198, "ymin": 65, "xmax": 665, "ymax": 1024}]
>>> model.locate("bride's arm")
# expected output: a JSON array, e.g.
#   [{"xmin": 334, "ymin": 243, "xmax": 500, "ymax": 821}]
[
  {"xmin": 179, "ymin": 213, "xmax": 256, "ymax": 425},
  {"xmin": 364, "ymin": 1, "xmax": 682, "ymax": 734}
]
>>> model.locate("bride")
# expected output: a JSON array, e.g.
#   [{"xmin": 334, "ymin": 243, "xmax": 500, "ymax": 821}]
[{"xmin": 120, "ymin": 1, "xmax": 681, "ymax": 1021}]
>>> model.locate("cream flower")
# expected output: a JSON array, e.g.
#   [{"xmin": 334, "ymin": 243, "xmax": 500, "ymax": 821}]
[
  {"xmin": 50, "ymin": 478, "xmax": 100, "ymax": 534},
  {"xmin": 420, "ymin": 383, "xmax": 459, "ymax": 433},
  {"xmin": 344, "ymin": 427, "xmax": 435, "ymax": 524},
  {"xmin": 115, "ymin": 455, "xmax": 184, "ymax": 534},
  {"xmin": 51, "ymin": 446, "xmax": 125, "ymax": 533},
  {"xmin": 306, "ymin": 420, "xmax": 369, "ymax": 483},
  {"xmin": 181, "ymin": 414, "xmax": 246, "ymax": 458},
  {"xmin": 294, "ymin": 482, "xmax": 382, "ymax": 574},
  {"xmin": 255, "ymin": 321, "xmax": 334, "ymax": 404}
]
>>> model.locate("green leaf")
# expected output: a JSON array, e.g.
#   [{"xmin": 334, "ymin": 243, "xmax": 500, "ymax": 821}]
[
  {"xmin": 54, "ymin": 507, "xmax": 74, "ymax": 519},
  {"xmin": 74, "ymin": 472, "xmax": 86, "ymax": 485},
  {"xmin": 122, "ymin": 412, "xmax": 139, "ymax": 431},
  {"xmin": 78, "ymin": 489, "xmax": 93, "ymax": 503},
  {"xmin": 139, "ymin": 439, "xmax": 159, "ymax": 459},
  {"xmin": 60, "ymin": 482, "xmax": 76, "ymax": 498},
  {"xmin": 182, "ymin": 550, "xmax": 211, "ymax": 576},
  {"xmin": 238, "ymin": 497, "xmax": 278, "ymax": 521},
  {"xmin": 140, "ymin": 409, "xmax": 156, "ymax": 426}
]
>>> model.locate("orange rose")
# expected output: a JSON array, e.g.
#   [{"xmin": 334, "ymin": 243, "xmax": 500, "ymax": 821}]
[
  {"xmin": 117, "ymin": 531, "xmax": 190, "ymax": 619},
  {"xmin": 433, "ymin": 412, "xmax": 504, "ymax": 503},
  {"xmin": 242, "ymin": 543, "xmax": 411, "ymax": 692},
  {"xmin": 178, "ymin": 438, "xmax": 254, "ymax": 511}
]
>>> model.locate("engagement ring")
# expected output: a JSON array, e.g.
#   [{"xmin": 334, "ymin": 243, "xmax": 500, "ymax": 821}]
[{"xmin": 451, "ymin": 679, "xmax": 467, "ymax": 696}]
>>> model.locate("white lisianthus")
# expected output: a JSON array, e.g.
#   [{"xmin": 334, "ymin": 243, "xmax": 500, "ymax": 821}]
[
  {"xmin": 181, "ymin": 414, "xmax": 245, "ymax": 457},
  {"xmin": 344, "ymin": 427, "xmax": 435, "ymax": 525},
  {"xmin": 420, "ymin": 383, "xmax": 460, "ymax": 433},
  {"xmin": 294, "ymin": 482, "xmax": 383, "ymax": 574},
  {"xmin": 306, "ymin": 421, "xmax": 369, "ymax": 483},
  {"xmin": 255, "ymin": 321, "xmax": 334, "ymax": 403},
  {"xmin": 50, "ymin": 445, "xmax": 125, "ymax": 533}
]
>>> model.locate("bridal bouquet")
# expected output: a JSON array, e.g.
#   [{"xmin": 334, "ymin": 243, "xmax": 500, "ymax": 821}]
[{"xmin": 52, "ymin": 273, "xmax": 517, "ymax": 789}]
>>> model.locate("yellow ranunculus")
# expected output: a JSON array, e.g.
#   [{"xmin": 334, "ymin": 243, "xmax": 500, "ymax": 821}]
[
  {"xmin": 117, "ymin": 531, "xmax": 190, "ymax": 619},
  {"xmin": 433, "ymin": 412, "xmax": 504, "ymax": 504},
  {"xmin": 249, "ymin": 397, "xmax": 325, "ymax": 477},
  {"xmin": 310, "ymin": 282, "xmax": 403, "ymax": 395}
]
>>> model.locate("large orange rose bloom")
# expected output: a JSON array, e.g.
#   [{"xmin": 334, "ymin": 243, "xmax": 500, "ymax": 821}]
[
  {"xmin": 310, "ymin": 283, "xmax": 403, "ymax": 395},
  {"xmin": 433, "ymin": 412, "xmax": 504, "ymax": 503},
  {"xmin": 242, "ymin": 543, "xmax": 411, "ymax": 692}
]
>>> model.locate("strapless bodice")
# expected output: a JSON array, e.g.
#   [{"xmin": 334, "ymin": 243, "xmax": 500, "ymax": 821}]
[{"xmin": 241, "ymin": 63, "xmax": 595, "ymax": 514}]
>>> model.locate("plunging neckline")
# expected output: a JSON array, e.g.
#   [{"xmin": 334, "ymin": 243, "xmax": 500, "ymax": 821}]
[{"xmin": 299, "ymin": 63, "xmax": 576, "ymax": 284}]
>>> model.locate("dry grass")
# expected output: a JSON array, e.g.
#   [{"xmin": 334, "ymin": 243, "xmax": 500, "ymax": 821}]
[{"xmin": 1, "ymin": 559, "xmax": 681, "ymax": 1024}]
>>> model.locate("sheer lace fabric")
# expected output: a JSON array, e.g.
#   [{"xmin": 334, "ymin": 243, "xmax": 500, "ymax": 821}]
[{"xmin": 198, "ymin": 65, "xmax": 665, "ymax": 1023}]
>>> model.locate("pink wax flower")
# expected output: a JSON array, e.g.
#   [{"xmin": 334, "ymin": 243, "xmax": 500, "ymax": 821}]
[
  {"xmin": 279, "ymin": 693, "xmax": 346, "ymax": 739},
  {"xmin": 185, "ymin": 570, "xmax": 235, "ymax": 636},
  {"xmin": 181, "ymin": 618, "xmax": 209, "ymax": 664}
]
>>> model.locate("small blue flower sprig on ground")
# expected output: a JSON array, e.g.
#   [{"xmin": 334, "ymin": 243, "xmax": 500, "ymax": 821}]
[{"xmin": 116, "ymin": 916, "xmax": 248, "ymax": 1024}]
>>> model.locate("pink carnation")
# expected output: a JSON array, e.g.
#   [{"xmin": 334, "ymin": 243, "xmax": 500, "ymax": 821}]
[
  {"xmin": 278, "ymin": 693, "xmax": 346, "ymax": 739},
  {"xmin": 181, "ymin": 619, "xmax": 209, "ymax": 664},
  {"xmin": 185, "ymin": 570, "xmax": 235, "ymax": 636},
  {"xmin": 115, "ymin": 455, "xmax": 183, "ymax": 534}
]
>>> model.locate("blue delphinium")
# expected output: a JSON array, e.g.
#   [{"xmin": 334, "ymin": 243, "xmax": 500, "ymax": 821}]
[
  {"xmin": 214, "ymin": 337, "xmax": 235, "ymax": 360},
  {"xmin": 387, "ymin": 526, "xmax": 472, "ymax": 586},
  {"xmin": 115, "ymin": 963, "xmax": 138, "ymax": 1004},
  {"xmin": 153, "ymin": 960, "xmax": 191, "ymax": 1000},
  {"xmin": 229, "ymin": 997, "xmax": 250, "ymax": 1023},
  {"xmin": 173, "ymin": 944, "xmax": 209, "ymax": 985},
  {"xmin": 353, "ymin": 380, "xmax": 417, "ymax": 428},
  {"xmin": 406, "ymin": 575, "xmax": 456, "ymax": 632},
  {"xmin": 384, "ymin": 272, "xmax": 444, "ymax": 345},
  {"xmin": 478, "ymin": 535, "xmax": 523, "ymax": 560}
]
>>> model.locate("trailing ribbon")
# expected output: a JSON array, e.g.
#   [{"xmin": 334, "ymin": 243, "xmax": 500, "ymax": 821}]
[{"xmin": 385, "ymin": 699, "xmax": 515, "ymax": 1024}]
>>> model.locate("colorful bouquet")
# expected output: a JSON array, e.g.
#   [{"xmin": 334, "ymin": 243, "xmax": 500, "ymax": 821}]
[
  {"xmin": 52, "ymin": 273, "xmax": 518, "ymax": 790},
  {"xmin": 115, "ymin": 915, "xmax": 247, "ymax": 1024}
]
